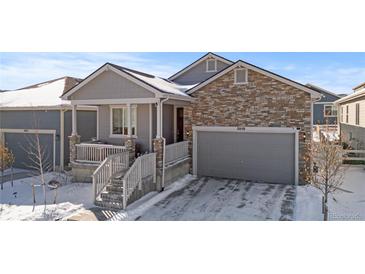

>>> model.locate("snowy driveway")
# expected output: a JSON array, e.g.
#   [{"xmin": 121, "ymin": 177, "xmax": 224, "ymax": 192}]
[{"xmin": 136, "ymin": 177, "xmax": 296, "ymax": 221}]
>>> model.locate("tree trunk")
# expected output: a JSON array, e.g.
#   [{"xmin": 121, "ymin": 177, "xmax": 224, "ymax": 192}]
[
  {"xmin": 32, "ymin": 183, "xmax": 36, "ymax": 212},
  {"xmin": 11, "ymin": 166, "xmax": 13, "ymax": 187},
  {"xmin": 324, "ymin": 203, "xmax": 328, "ymax": 221},
  {"xmin": 1, "ymin": 169, "xmax": 3, "ymax": 190}
]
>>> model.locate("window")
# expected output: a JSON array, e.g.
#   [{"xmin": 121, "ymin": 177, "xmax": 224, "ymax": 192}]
[
  {"xmin": 110, "ymin": 106, "xmax": 137, "ymax": 136},
  {"xmin": 206, "ymin": 59, "xmax": 217, "ymax": 72},
  {"xmin": 234, "ymin": 68, "xmax": 248, "ymax": 84},
  {"xmin": 356, "ymin": 103, "xmax": 360, "ymax": 125},
  {"xmin": 341, "ymin": 106, "xmax": 344, "ymax": 122},
  {"xmin": 346, "ymin": 105, "xmax": 349, "ymax": 123},
  {"xmin": 324, "ymin": 104, "xmax": 337, "ymax": 117}
]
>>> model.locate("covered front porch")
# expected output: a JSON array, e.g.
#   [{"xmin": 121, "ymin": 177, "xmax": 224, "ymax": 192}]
[{"xmin": 69, "ymin": 98, "xmax": 189, "ymax": 165}]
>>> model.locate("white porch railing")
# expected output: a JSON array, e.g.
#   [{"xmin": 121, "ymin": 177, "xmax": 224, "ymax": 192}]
[
  {"xmin": 343, "ymin": 150, "xmax": 365, "ymax": 162},
  {"xmin": 165, "ymin": 141, "xmax": 189, "ymax": 165},
  {"xmin": 122, "ymin": 153, "xmax": 156, "ymax": 209},
  {"xmin": 92, "ymin": 152, "xmax": 129, "ymax": 202},
  {"xmin": 75, "ymin": 143, "xmax": 127, "ymax": 163}
]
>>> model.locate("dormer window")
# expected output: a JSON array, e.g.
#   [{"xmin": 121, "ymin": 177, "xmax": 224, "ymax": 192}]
[
  {"xmin": 234, "ymin": 68, "xmax": 248, "ymax": 85},
  {"xmin": 206, "ymin": 59, "xmax": 217, "ymax": 72}
]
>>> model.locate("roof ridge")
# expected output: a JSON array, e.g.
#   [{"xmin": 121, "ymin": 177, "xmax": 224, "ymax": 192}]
[
  {"xmin": 16, "ymin": 76, "xmax": 80, "ymax": 91},
  {"xmin": 305, "ymin": 83, "xmax": 341, "ymax": 98},
  {"xmin": 108, "ymin": 63, "xmax": 158, "ymax": 79}
]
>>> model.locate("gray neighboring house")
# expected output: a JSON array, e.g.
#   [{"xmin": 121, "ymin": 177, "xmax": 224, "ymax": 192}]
[
  {"xmin": 306, "ymin": 84, "xmax": 341, "ymax": 125},
  {"xmin": 0, "ymin": 77, "xmax": 97, "ymax": 171},
  {"xmin": 335, "ymin": 82, "xmax": 365, "ymax": 149}
]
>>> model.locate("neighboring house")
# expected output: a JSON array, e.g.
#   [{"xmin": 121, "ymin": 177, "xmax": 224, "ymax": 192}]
[
  {"xmin": 335, "ymin": 82, "xmax": 365, "ymax": 149},
  {"xmin": 306, "ymin": 84, "xmax": 341, "ymax": 125},
  {"xmin": 0, "ymin": 77, "xmax": 97, "ymax": 170},
  {"xmin": 61, "ymin": 52, "xmax": 321, "ymax": 190}
]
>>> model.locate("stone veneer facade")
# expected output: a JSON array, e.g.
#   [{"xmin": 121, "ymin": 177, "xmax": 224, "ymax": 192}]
[{"xmin": 184, "ymin": 68, "xmax": 313, "ymax": 183}]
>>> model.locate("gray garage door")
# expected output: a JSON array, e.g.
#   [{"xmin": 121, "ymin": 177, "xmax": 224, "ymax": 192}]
[
  {"xmin": 196, "ymin": 131, "xmax": 296, "ymax": 184},
  {"xmin": 4, "ymin": 133, "xmax": 54, "ymax": 170}
]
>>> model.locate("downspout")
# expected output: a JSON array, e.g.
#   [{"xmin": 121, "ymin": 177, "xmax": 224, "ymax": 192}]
[
  {"xmin": 60, "ymin": 108, "xmax": 66, "ymax": 171},
  {"xmin": 160, "ymin": 97, "xmax": 169, "ymax": 191}
]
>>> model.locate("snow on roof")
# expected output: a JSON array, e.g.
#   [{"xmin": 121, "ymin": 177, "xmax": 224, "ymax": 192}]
[
  {"xmin": 127, "ymin": 69, "xmax": 195, "ymax": 96},
  {"xmin": 109, "ymin": 64, "xmax": 195, "ymax": 97},
  {"xmin": 0, "ymin": 78, "xmax": 76, "ymax": 108}
]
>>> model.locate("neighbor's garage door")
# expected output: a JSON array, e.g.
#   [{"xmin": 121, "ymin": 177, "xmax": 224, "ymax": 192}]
[
  {"xmin": 4, "ymin": 132, "xmax": 55, "ymax": 170},
  {"xmin": 194, "ymin": 128, "xmax": 297, "ymax": 185}
]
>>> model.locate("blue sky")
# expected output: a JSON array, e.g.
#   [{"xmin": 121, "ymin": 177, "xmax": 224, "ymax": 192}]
[{"xmin": 1, "ymin": 52, "xmax": 364, "ymax": 94}]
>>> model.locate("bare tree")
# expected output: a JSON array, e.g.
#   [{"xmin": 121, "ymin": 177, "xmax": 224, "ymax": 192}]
[
  {"xmin": 306, "ymin": 135, "xmax": 347, "ymax": 220},
  {"xmin": 23, "ymin": 131, "xmax": 52, "ymax": 212},
  {"xmin": 0, "ymin": 144, "xmax": 15, "ymax": 190}
]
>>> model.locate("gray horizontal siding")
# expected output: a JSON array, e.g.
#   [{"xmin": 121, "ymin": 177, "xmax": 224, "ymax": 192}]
[
  {"xmin": 173, "ymin": 60, "xmax": 230, "ymax": 85},
  {"xmin": 70, "ymin": 70, "xmax": 155, "ymax": 100},
  {"xmin": 313, "ymin": 104, "xmax": 337, "ymax": 125}
]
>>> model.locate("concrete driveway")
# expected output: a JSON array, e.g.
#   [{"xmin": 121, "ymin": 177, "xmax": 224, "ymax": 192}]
[{"xmin": 137, "ymin": 177, "xmax": 296, "ymax": 221}]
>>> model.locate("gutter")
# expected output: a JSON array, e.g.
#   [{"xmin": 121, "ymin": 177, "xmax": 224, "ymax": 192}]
[{"xmin": 159, "ymin": 97, "xmax": 169, "ymax": 191}]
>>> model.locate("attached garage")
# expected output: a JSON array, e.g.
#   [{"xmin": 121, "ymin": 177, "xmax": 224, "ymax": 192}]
[
  {"xmin": 193, "ymin": 127, "xmax": 299, "ymax": 185},
  {"xmin": 1, "ymin": 129, "xmax": 56, "ymax": 171}
]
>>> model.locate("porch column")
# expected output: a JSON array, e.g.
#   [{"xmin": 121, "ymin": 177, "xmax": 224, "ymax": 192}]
[
  {"xmin": 69, "ymin": 104, "xmax": 80, "ymax": 164},
  {"xmin": 72, "ymin": 104, "xmax": 78, "ymax": 135},
  {"xmin": 156, "ymin": 101, "xmax": 161, "ymax": 138},
  {"xmin": 127, "ymin": 103, "xmax": 132, "ymax": 137},
  {"xmin": 125, "ymin": 103, "xmax": 135, "ymax": 163}
]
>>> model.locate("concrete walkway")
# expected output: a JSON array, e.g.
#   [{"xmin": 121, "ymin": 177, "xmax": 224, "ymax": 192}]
[{"xmin": 65, "ymin": 207, "xmax": 119, "ymax": 221}]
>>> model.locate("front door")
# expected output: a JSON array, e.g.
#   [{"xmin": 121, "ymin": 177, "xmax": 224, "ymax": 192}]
[{"xmin": 176, "ymin": 108, "xmax": 184, "ymax": 142}]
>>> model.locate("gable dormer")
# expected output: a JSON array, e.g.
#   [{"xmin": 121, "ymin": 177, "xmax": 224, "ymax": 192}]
[{"xmin": 169, "ymin": 53, "xmax": 233, "ymax": 85}]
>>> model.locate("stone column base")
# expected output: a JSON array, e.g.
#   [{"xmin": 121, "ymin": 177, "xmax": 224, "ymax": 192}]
[
  {"xmin": 153, "ymin": 138, "xmax": 165, "ymax": 191},
  {"xmin": 69, "ymin": 134, "xmax": 81, "ymax": 164},
  {"xmin": 125, "ymin": 138, "xmax": 136, "ymax": 164}
]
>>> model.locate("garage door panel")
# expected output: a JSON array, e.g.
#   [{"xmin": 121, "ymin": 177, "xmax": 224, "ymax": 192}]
[
  {"xmin": 196, "ymin": 130, "xmax": 295, "ymax": 184},
  {"xmin": 4, "ymin": 133, "xmax": 54, "ymax": 170}
]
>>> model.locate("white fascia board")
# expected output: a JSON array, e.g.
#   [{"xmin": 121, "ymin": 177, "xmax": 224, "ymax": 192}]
[
  {"xmin": 169, "ymin": 53, "xmax": 233, "ymax": 81},
  {"xmin": 0, "ymin": 105, "xmax": 97, "ymax": 111},
  {"xmin": 334, "ymin": 90, "xmax": 365, "ymax": 105},
  {"xmin": 70, "ymin": 98, "xmax": 159, "ymax": 105},
  {"xmin": 0, "ymin": 128, "xmax": 56, "ymax": 134},
  {"xmin": 187, "ymin": 61, "xmax": 322, "ymax": 98},
  {"xmin": 192, "ymin": 126, "xmax": 299, "ymax": 134},
  {"xmin": 156, "ymin": 93, "xmax": 195, "ymax": 102}
]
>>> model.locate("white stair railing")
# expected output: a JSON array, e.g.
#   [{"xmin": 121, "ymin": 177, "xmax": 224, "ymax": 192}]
[
  {"xmin": 92, "ymin": 151, "xmax": 129, "ymax": 202},
  {"xmin": 165, "ymin": 141, "xmax": 189, "ymax": 165},
  {"xmin": 122, "ymin": 153, "xmax": 156, "ymax": 209}
]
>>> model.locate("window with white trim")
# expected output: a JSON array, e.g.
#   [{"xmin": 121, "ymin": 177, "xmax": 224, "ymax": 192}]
[
  {"xmin": 346, "ymin": 105, "xmax": 349, "ymax": 123},
  {"xmin": 206, "ymin": 59, "xmax": 217, "ymax": 72},
  {"xmin": 234, "ymin": 68, "xmax": 248, "ymax": 84},
  {"xmin": 355, "ymin": 103, "xmax": 360, "ymax": 125},
  {"xmin": 324, "ymin": 104, "xmax": 337, "ymax": 117},
  {"xmin": 111, "ymin": 106, "xmax": 137, "ymax": 136},
  {"xmin": 341, "ymin": 106, "xmax": 344, "ymax": 122}
]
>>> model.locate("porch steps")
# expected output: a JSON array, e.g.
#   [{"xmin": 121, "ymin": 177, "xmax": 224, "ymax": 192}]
[{"xmin": 94, "ymin": 170, "xmax": 127, "ymax": 210}]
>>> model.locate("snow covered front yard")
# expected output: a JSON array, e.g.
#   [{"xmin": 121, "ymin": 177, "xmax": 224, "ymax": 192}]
[
  {"xmin": 291, "ymin": 166, "xmax": 364, "ymax": 221},
  {"xmin": 1, "ymin": 166, "xmax": 363, "ymax": 221},
  {"xmin": 0, "ymin": 172, "xmax": 93, "ymax": 221}
]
